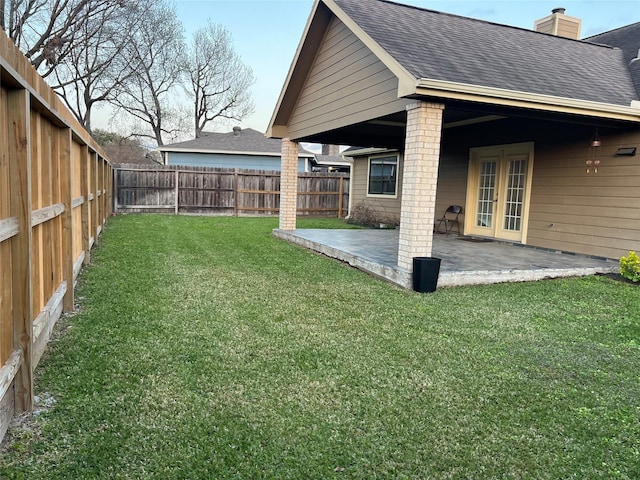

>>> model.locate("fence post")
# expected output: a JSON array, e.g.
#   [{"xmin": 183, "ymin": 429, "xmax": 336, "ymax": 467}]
[
  {"xmin": 234, "ymin": 170, "xmax": 239, "ymax": 216},
  {"xmin": 113, "ymin": 168, "xmax": 119, "ymax": 214},
  {"xmin": 107, "ymin": 164, "xmax": 113, "ymax": 216},
  {"xmin": 8, "ymin": 87, "xmax": 33, "ymax": 413},
  {"xmin": 174, "ymin": 170, "xmax": 179, "ymax": 215},
  {"xmin": 338, "ymin": 176, "xmax": 344, "ymax": 218}
]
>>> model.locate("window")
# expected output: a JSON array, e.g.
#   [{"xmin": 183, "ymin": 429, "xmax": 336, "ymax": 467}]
[{"xmin": 368, "ymin": 155, "xmax": 398, "ymax": 196}]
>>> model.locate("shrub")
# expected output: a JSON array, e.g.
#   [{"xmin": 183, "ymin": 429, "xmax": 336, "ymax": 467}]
[
  {"xmin": 347, "ymin": 201, "xmax": 399, "ymax": 227},
  {"xmin": 619, "ymin": 251, "xmax": 640, "ymax": 283}
]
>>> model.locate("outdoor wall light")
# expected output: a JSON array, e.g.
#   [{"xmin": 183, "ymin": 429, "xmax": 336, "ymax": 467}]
[{"xmin": 615, "ymin": 147, "xmax": 636, "ymax": 156}]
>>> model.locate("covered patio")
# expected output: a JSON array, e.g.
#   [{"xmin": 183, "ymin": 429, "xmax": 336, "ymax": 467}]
[
  {"xmin": 268, "ymin": 0, "xmax": 639, "ymax": 291},
  {"xmin": 273, "ymin": 228, "xmax": 617, "ymax": 289}
]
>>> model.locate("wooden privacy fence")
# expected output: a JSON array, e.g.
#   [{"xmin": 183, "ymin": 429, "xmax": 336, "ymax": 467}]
[
  {"xmin": 114, "ymin": 164, "xmax": 350, "ymax": 217},
  {"xmin": 1, "ymin": 32, "xmax": 112, "ymax": 442}
]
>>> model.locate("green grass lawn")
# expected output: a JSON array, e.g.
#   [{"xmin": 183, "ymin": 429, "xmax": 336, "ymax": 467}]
[{"xmin": 1, "ymin": 215, "xmax": 639, "ymax": 479}]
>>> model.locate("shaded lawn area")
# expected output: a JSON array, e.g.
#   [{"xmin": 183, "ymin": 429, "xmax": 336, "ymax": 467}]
[{"xmin": 1, "ymin": 214, "xmax": 639, "ymax": 479}]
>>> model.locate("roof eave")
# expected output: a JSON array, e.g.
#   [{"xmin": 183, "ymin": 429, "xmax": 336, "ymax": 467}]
[
  {"xmin": 156, "ymin": 147, "xmax": 313, "ymax": 158},
  {"xmin": 342, "ymin": 147, "xmax": 394, "ymax": 157},
  {"xmin": 413, "ymin": 78, "xmax": 640, "ymax": 122}
]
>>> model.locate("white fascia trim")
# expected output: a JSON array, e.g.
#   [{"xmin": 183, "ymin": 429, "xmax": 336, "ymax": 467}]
[
  {"xmin": 343, "ymin": 147, "xmax": 394, "ymax": 158},
  {"xmin": 315, "ymin": 159, "xmax": 352, "ymax": 166},
  {"xmin": 415, "ymin": 78, "xmax": 640, "ymax": 122}
]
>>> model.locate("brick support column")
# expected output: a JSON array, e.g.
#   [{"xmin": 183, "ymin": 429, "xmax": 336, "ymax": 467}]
[
  {"xmin": 397, "ymin": 101, "xmax": 445, "ymax": 271},
  {"xmin": 279, "ymin": 138, "xmax": 298, "ymax": 230}
]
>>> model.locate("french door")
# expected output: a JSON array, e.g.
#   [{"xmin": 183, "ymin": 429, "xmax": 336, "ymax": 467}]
[{"xmin": 466, "ymin": 143, "xmax": 534, "ymax": 242}]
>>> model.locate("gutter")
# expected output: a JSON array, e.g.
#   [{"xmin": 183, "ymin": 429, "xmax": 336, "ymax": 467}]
[{"xmin": 414, "ymin": 78, "xmax": 640, "ymax": 123}]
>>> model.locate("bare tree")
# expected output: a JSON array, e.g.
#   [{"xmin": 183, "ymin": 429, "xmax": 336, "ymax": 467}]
[
  {"xmin": 1, "ymin": 0, "xmax": 125, "ymax": 75},
  {"xmin": 92, "ymin": 128, "xmax": 159, "ymax": 164},
  {"xmin": 49, "ymin": 0, "xmax": 148, "ymax": 131},
  {"xmin": 187, "ymin": 22, "xmax": 255, "ymax": 138},
  {"xmin": 109, "ymin": 0, "xmax": 187, "ymax": 146}
]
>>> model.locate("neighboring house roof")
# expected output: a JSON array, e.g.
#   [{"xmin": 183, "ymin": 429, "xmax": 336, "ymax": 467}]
[
  {"xmin": 158, "ymin": 127, "xmax": 314, "ymax": 157},
  {"xmin": 313, "ymin": 154, "xmax": 352, "ymax": 168},
  {"xmin": 341, "ymin": 146, "xmax": 389, "ymax": 157},
  {"xmin": 332, "ymin": 0, "xmax": 637, "ymax": 107},
  {"xmin": 585, "ymin": 22, "xmax": 640, "ymax": 96}
]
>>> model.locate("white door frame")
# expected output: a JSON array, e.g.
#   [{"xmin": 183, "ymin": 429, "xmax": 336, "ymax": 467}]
[{"xmin": 465, "ymin": 142, "xmax": 535, "ymax": 243}]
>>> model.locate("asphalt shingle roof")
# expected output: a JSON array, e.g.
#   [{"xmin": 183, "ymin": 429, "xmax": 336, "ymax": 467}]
[
  {"xmin": 333, "ymin": 0, "xmax": 639, "ymax": 106},
  {"xmin": 160, "ymin": 128, "xmax": 313, "ymax": 155}
]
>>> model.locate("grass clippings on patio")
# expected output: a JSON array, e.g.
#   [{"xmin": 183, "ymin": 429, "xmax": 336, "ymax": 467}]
[{"xmin": 1, "ymin": 215, "xmax": 639, "ymax": 479}]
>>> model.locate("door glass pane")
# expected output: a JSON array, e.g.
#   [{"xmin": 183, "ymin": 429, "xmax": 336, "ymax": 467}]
[
  {"xmin": 503, "ymin": 159, "xmax": 527, "ymax": 231},
  {"xmin": 476, "ymin": 161, "xmax": 496, "ymax": 228}
]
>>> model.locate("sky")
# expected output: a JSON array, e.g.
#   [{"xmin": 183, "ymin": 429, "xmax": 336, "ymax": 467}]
[{"xmin": 96, "ymin": 0, "xmax": 640, "ymax": 137}]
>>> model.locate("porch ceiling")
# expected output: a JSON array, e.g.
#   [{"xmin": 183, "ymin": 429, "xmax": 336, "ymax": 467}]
[{"xmin": 294, "ymin": 99, "xmax": 635, "ymax": 150}]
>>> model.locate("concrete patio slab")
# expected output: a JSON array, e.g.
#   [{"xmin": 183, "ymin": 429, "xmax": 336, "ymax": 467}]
[{"xmin": 273, "ymin": 228, "xmax": 618, "ymax": 289}]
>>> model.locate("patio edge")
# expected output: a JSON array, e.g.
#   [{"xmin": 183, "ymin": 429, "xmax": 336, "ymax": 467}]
[
  {"xmin": 273, "ymin": 229, "xmax": 619, "ymax": 290},
  {"xmin": 273, "ymin": 229, "xmax": 412, "ymax": 289}
]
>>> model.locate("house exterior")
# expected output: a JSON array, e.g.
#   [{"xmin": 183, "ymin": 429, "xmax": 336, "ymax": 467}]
[
  {"xmin": 158, "ymin": 127, "xmax": 315, "ymax": 172},
  {"xmin": 311, "ymin": 144, "xmax": 352, "ymax": 172},
  {"xmin": 268, "ymin": 0, "xmax": 640, "ymax": 275}
]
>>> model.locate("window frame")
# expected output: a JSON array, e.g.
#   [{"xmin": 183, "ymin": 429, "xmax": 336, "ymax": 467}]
[{"xmin": 366, "ymin": 153, "xmax": 399, "ymax": 198}]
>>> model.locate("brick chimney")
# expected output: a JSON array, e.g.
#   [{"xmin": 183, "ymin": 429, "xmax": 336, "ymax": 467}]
[
  {"xmin": 534, "ymin": 7, "xmax": 582, "ymax": 39},
  {"xmin": 321, "ymin": 144, "xmax": 340, "ymax": 156}
]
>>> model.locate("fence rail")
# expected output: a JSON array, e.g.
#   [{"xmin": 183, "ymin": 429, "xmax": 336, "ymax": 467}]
[
  {"xmin": 1, "ymin": 30, "xmax": 112, "ymax": 443},
  {"xmin": 113, "ymin": 164, "xmax": 350, "ymax": 217}
]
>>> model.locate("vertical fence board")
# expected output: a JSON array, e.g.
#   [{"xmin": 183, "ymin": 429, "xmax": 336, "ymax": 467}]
[
  {"xmin": 51, "ymin": 126, "xmax": 64, "ymax": 291},
  {"xmin": 71, "ymin": 142, "xmax": 83, "ymax": 263},
  {"xmin": 81, "ymin": 146, "xmax": 90, "ymax": 263},
  {"xmin": 59, "ymin": 128, "xmax": 74, "ymax": 311},
  {"xmin": 0, "ymin": 84, "xmax": 13, "ymax": 366},
  {"xmin": 98, "ymin": 158, "xmax": 104, "ymax": 229},
  {"xmin": 30, "ymin": 112, "xmax": 43, "ymax": 317},
  {"xmin": 41, "ymin": 120, "xmax": 54, "ymax": 315},
  {"xmin": 90, "ymin": 151, "xmax": 98, "ymax": 244}
]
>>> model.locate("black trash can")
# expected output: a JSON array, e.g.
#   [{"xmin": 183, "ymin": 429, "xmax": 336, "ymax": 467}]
[{"xmin": 413, "ymin": 257, "xmax": 441, "ymax": 293}]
